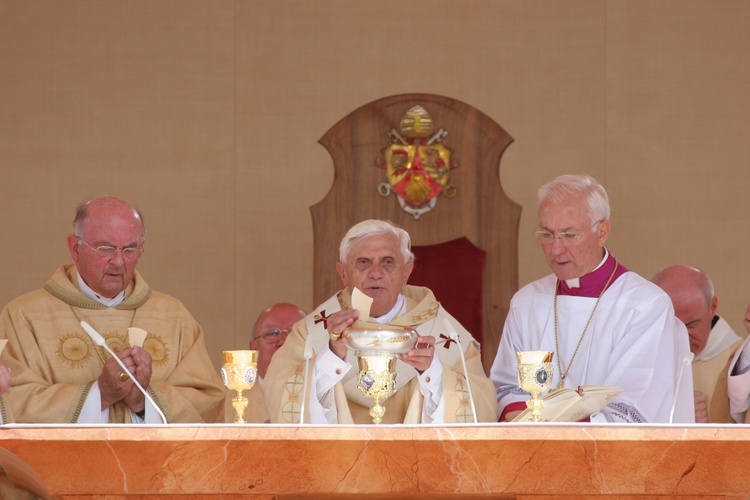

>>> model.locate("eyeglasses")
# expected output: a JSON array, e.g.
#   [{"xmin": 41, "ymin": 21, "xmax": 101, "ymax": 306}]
[
  {"xmin": 254, "ymin": 328, "xmax": 291, "ymax": 343},
  {"xmin": 78, "ymin": 239, "xmax": 144, "ymax": 261},
  {"xmin": 535, "ymin": 221, "xmax": 603, "ymax": 246},
  {"xmin": 535, "ymin": 230, "xmax": 586, "ymax": 246}
]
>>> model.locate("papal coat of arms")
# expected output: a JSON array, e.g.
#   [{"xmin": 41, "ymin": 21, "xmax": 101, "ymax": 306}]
[{"xmin": 375, "ymin": 105, "xmax": 458, "ymax": 219}]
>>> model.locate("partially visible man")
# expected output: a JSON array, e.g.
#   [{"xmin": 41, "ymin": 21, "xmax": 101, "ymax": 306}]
[
  {"xmin": 224, "ymin": 303, "xmax": 305, "ymax": 423},
  {"xmin": 0, "ymin": 196, "xmax": 224, "ymax": 423},
  {"xmin": 491, "ymin": 174, "xmax": 694, "ymax": 423},
  {"xmin": 653, "ymin": 265, "xmax": 742, "ymax": 423},
  {"xmin": 727, "ymin": 303, "xmax": 750, "ymax": 422},
  {"xmin": 0, "ymin": 363, "xmax": 11, "ymax": 423},
  {"xmin": 263, "ymin": 219, "xmax": 498, "ymax": 424}
]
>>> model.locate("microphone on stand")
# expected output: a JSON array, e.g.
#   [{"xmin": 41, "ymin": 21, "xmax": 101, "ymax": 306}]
[
  {"xmin": 670, "ymin": 351, "xmax": 695, "ymax": 424},
  {"xmin": 80, "ymin": 321, "xmax": 168, "ymax": 424},
  {"xmin": 299, "ymin": 333, "xmax": 314, "ymax": 425},
  {"xmin": 442, "ymin": 318, "xmax": 478, "ymax": 423}
]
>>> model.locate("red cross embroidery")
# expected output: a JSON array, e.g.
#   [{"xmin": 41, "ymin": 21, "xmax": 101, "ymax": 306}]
[
  {"xmin": 438, "ymin": 333, "xmax": 456, "ymax": 350},
  {"xmin": 314, "ymin": 310, "xmax": 331, "ymax": 330}
]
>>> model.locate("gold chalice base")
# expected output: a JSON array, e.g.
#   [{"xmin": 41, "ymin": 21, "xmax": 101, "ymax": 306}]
[{"xmin": 221, "ymin": 350, "xmax": 258, "ymax": 424}]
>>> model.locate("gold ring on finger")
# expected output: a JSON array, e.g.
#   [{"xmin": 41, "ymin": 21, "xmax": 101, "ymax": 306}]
[{"xmin": 119, "ymin": 371, "xmax": 129, "ymax": 382}]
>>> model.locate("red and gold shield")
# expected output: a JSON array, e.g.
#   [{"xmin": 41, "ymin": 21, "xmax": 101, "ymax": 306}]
[
  {"xmin": 383, "ymin": 142, "xmax": 453, "ymax": 207},
  {"xmin": 376, "ymin": 105, "xmax": 458, "ymax": 219}
]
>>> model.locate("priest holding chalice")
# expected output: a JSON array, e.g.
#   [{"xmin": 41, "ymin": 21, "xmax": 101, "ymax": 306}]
[{"xmin": 263, "ymin": 219, "xmax": 497, "ymax": 424}]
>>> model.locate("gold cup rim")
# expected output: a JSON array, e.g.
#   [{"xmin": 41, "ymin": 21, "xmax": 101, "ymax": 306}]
[
  {"xmin": 222, "ymin": 350, "xmax": 258, "ymax": 364},
  {"xmin": 516, "ymin": 350, "xmax": 554, "ymax": 364}
]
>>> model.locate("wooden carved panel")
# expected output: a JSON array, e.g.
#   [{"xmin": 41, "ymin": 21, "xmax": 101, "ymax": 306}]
[{"xmin": 311, "ymin": 93, "xmax": 520, "ymax": 373}]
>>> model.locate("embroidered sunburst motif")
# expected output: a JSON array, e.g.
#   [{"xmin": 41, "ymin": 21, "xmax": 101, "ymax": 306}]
[
  {"xmin": 104, "ymin": 332, "xmax": 127, "ymax": 355},
  {"xmin": 143, "ymin": 335, "xmax": 169, "ymax": 367},
  {"xmin": 56, "ymin": 333, "xmax": 93, "ymax": 368}
]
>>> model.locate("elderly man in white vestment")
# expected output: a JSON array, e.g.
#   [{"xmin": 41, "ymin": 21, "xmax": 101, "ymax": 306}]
[
  {"xmin": 726, "ymin": 303, "xmax": 750, "ymax": 422},
  {"xmin": 0, "ymin": 197, "xmax": 224, "ymax": 424},
  {"xmin": 262, "ymin": 219, "xmax": 498, "ymax": 424},
  {"xmin": 653, "ymin": 265, "xmax": 741, "ymax": 423},
  {"xmin": 491, "ymin": 174, "xmax": 694, "ymax": 423}
]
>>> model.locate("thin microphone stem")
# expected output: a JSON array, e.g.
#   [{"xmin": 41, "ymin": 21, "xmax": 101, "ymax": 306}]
[
  {"xmin": 670, "ymin": 352, "xmax": 694, "ymax": 424},
  {"xmin": 442, "ymin": 318, "xmax": 478, "ymax": 424},
  {"xmin": 80, "ymin": 321, "xmax": 168, "ymax": 424}
]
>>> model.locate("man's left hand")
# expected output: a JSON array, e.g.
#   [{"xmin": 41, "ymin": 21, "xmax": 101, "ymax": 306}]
[{"xmin": 400, "ymin": 335, "xmax": 436, "ymax": 373}]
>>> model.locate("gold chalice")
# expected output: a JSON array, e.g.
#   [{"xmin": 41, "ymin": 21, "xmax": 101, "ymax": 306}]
[
  {"xmin": 344, "ymin": 323, "xmax": 418, "ymax": 424},
  {"xmin": 516, "ymin": 351, "xmax": 554, "ymax": 423},
  {"xmin": 221, "ymin": 350, "xmax": 258, "ymax": 423}
]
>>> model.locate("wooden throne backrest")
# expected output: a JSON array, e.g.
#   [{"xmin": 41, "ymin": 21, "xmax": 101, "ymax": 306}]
[{"xmin": 311, "ymin": 93, "xmax": 520, "ymax": 373}]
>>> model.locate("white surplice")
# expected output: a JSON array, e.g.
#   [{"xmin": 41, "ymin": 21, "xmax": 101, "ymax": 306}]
[{"xmin": 491, "ymin": 272, "xmax": 695, "ymax": 423}]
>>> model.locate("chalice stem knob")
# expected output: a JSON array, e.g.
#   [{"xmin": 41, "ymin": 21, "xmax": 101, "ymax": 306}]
[
  {"xmin": 232, "ymin": 391, "xmax": 249, "ymax": 424},
  {"xmin": 369, "ymin": 396, "xmax": 386, "ymax": 425},
  {"xmin": 528, "ymin": 392, "xmax": 543, "ymax": 423}
]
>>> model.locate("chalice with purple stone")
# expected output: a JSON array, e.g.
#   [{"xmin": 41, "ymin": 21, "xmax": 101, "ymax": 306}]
[
  {"xmin": 516, "ymin": 351, "xmax": 554, "ymax": 423},
  {"xmin": 344, "ymin": 324, "xmax": 418, "ymax": 424}
]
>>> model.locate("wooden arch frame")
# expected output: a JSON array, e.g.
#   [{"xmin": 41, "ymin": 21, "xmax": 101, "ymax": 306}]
[{"xmin": 311, "ymin": 93, "xmax": 521, "ymax": 372}]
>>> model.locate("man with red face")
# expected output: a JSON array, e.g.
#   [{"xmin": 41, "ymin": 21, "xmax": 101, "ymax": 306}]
[
  {"xmin": 0, "ymin": 197, "xmax": 224, "ymax": 424},
  {"xmin": 653, "ymin": 265, "xmax": 742, "ymax": 423},
  {"xmin": 263, "ymin": 219, "xmax": 497, "ymax": 424},
  {"xmin": 224, "ymin": 302, "xmax": 306, "ymax": 423},
  {"xmin": 491, "ymin": 175, "xmax": 694, "ymax": 423}
]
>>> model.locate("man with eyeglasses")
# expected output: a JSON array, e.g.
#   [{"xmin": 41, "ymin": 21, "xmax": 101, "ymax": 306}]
[
  {"xmin": 0, "ymin": 196, "xmax": 224, "ymax": 424},
  {"xmin": 491, "ymin": 174, "xmax": 694, "ymax": 423},
  {"xmin": 224, "ymin": 303, "xmax": 305, "ymax": 423}
]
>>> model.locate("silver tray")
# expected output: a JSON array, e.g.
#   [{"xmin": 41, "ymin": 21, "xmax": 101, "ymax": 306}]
[{"xmin": 343, "ymin": 323, "xmax": 418, "ymax": 356}]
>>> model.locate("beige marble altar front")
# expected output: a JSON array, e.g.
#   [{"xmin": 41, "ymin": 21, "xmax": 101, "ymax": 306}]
[{"xmin": 0, "ymin": 424, "xmax": 748, "ymax": 498}]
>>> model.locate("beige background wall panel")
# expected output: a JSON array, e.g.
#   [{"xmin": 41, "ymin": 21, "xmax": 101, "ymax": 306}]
[
  {"xmin": 0, "ymin": 1, "xmax": 237, "ymax": 370},
  {"xmin": 233, "ymin": 0, "xmax": 609, "ymax": 316},
  {"xmin": 605, "ymin": 1, "xmax": 750, "ymax": 334}
]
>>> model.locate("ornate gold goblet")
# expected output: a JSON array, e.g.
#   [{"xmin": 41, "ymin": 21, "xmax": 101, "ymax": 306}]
[
  {"xmin": 516, "ymin": 351, "xmax": 554, "ymax": 423},
  {"xmin": 344, "ymin": 323, "xmax": 418, "ymax": 424},
  {"xmin": 221, "ymin": 350, "xmax": 258, "ymax": 423}
]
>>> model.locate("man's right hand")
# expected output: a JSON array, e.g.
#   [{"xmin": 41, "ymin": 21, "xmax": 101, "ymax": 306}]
[
  {"xmin": 327, "ymin": 309, "xmax": 358, "ymax": 360},
  {"xmin": 694, "ymin": 390, "xmax": 708, "ymax": 423},
  {"xmin": 98, "ymin": 348, "xmax": 137, "ymax": 410},
  {"xmin": 0, "ymin": 364, "xmax": 11, "ymax": 396}
]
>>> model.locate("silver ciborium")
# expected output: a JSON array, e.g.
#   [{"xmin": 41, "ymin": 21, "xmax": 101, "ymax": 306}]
[
  {"xmin": 343, "ymin": 323, "xmax": 418, "ymax": 424},
  {"xmin": 516, "ymin": 351, "xmax": 554, "ymax": 423},
  {"xmin": 221, "ymin": 350, "xmax": 258, "ymax": 423}
]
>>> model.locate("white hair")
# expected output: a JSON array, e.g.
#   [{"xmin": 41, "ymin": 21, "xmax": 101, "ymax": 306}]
[
  {"xmin": 339, "ymin": 219, "xmax": 414, "ymax": 263},
  {"xmin": 537, "ymin": 174, "xmax": 610, "ymax": 223}
]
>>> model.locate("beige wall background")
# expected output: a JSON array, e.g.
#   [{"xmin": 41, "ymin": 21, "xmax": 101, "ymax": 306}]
[{"xmin": 1, "ymin": 0, "xmax": 748, "ymax": 371}]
